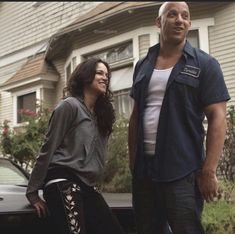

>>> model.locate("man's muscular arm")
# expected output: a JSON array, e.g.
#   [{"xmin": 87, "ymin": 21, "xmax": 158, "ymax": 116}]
[{"xmin": 197, "ymin": 102, "xmax": 227, "ymax": 202}]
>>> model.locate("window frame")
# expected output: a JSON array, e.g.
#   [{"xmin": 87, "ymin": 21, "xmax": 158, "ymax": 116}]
[
  {"xmin": 12, "ymin": 88, "xmax": 41, "ymax": 126},
  {"xmin": 17, "ymin": 92, "xmax": 37, "ymax": 123},
  {"xmin": 113, "ymin": 88, "xmax": 134, "ymax": 119},
  {"xmin": 84, "ymin": 40, "xmax": 133, "ymax": 66}
]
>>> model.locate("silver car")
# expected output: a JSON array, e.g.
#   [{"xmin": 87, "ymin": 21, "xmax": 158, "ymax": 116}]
[{"xmin": 0, "ymin": 157, "xmax": 54, "ymax": 234}]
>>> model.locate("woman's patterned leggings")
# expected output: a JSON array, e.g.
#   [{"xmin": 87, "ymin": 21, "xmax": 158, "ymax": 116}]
[{"xmin": 43, "ymin": 180, "xmax": 125, "ymax": 234}]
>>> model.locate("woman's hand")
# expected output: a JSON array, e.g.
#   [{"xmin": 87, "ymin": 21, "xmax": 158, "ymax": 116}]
[{"xmin": 33, "ymin": 198, "xmax": 49, "ymax": 218}]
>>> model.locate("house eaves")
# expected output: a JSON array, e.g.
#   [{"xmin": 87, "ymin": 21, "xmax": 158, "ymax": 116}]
[
  {"xmin": 1, "ymin": 53, "xmax": 59, "ymax": 92},
  {"xmin": 45, "ymin": 1, "xmax": 162, "ymax": 60}
]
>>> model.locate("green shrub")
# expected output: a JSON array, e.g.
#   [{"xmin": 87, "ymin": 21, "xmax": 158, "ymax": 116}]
[
  {"xmin": 202, "ymin": 180, "xmax": 235, "ymax": 234},
  {"xmin": 202, "ymin": 200, "xmax": 235, "ymax": 234},
  {"xmin": 0, "ymin": 106, "xmax": 51, "ymax": 170},
  {"xmin": 101, "ymin": 117, "xmax": 132, "ymax": 192},
  {"xmin": 218, "ymin": 105, "xmax": 235, "ymax": 182},
  {"xmin": 0, "ymin": 120, "xmax": 12, "ymax": 155}
]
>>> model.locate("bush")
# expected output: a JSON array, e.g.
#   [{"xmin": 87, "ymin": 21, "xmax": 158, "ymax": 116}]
[
  {"xmin": 0, "ymin": 107, "xmax": 51, "ymax": 171},
  {"xmin": 202, "ymin": 180, "xmax": 235, "ymax": 233},
  {"xmin": 0, "ymin": 120, "xmax": 12, "ymax": 155},
  {"xmin": 202, "ymin": 200, "xmax": 235, "ymax": 234},
  {"xmin": 218, "ymin": 105, "xmax": 235, "ymax": 181},
  {"xmin": 204, "ymin": 105, "xmax": 235, "ymax": 233},
  {"xmin": 101, "ymin": 117, "xmax": 132, "ymax": 192}
]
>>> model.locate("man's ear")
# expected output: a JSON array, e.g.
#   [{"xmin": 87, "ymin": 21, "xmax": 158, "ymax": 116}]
[{"xmin": 155, "ymin": 16, "xmax": 161, "ymax": 28}]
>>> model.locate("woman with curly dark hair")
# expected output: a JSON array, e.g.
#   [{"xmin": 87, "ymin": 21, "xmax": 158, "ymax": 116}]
[
  {"xmin": 66, "ymin": 57, "xmax": 115, "ymax": 137},
  {"xmin": 26, "ymin": 58, "xmax": 124, "ymax": 234}
]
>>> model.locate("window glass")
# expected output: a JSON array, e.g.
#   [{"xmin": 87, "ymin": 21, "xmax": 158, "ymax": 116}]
[
  {"xmin": 17, "ymin": 92, "xmax": 36, "ymax": 123},
  {"xmin": 110, "ymin": 67, "xmax": 133, "ymax": 92},
  {"xmin": 113, "ymin": 89, "xmax": 134, "ymax": 119},
  {"xmin": 85, "ymin": 41, "xmax": 133, "ymax": 64}
]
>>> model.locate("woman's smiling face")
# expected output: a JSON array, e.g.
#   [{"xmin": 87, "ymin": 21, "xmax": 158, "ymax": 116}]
[{"xmin": 86, "ymin": 62, "xmax": 109, "ymax": 96}]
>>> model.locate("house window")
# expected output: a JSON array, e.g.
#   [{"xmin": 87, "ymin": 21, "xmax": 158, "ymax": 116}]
[
  {"xmin": 113, "ymin": 89, "xmax": 134, "ymax": 119},
  {"xmin": 17, "ymin": 92, "xmax": 36, "ymax": 123},
  {"xmin": 110, "ymin": 66, "xmax": 134, "ymax": 118},
  {"xmin": 85, "ymin": 41, "xmax": 133, "ymax": 65},
  {"xmin": 106, "ymin": 42, "xmax": 133, "ymax": 64}
]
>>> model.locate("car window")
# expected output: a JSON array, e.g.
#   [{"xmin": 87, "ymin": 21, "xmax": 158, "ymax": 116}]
[{"xmin": 0, "ymin": 159, "xmax": 28, "ymax": 185}]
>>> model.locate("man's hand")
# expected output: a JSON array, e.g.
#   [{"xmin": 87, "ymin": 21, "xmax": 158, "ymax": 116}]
[
  {"xmin": 33, "ymin": 198, "xmax": 49, "ymax": 218},
  {"xmin": 197, "ymin": 170, "xmax": 218, "ymax": 203}
]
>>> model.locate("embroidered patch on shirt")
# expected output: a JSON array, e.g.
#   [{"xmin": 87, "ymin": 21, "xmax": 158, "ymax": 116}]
[{"xmin": 180, "ymin": 65, "xmax": 201, "ymax": 78}]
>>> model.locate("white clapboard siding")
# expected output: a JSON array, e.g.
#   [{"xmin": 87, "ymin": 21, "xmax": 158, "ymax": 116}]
[
  {"xmin": 139, "ymin": 34, "xmax": 150, "ymax": 58},
  {"xmin": 0, "ymin": 2, "xmax": 100, "ymax": 57},
  {"xmin": 189, "ymin": 3, "xmax": 223, "ymax": 19},
  {"xmin": 42, "ymin": 88, "xmax": 57, "ymax": 110},
  {"xmin": 209, "ymin": 3, "xmax": 235, "ymax": 107},
  {"xmin": 0, "ymin": 91, "xmax": 13, "ymax": 127},
  {"xmin": 73, "ymin": 7, "xmax": 154, "ymax": 50},
  {"xmin": 53, "ymin": 58, "xmax": 67, "ymax": 105}
]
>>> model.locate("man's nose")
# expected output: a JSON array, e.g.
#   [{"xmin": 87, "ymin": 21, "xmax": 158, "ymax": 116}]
[{"xmin": 176, "ymin": 14, "xmax": 184, "ymax": 22}]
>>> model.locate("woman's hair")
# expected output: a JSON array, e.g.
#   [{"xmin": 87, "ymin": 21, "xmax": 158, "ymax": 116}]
[{"xmin": 65, "ymin": 57, "xmax": 115, "ymax": 137}]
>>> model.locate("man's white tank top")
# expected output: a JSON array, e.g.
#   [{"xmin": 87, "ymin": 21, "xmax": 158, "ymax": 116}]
[{"xmin": 143, "ymin": 67, "xmax": 173, "ymax": 155}]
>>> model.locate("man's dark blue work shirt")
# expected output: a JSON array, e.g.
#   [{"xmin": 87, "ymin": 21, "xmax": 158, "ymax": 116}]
[{"xmin": 130, "ymin": 41, "xmax": 230, "ymax": 182}]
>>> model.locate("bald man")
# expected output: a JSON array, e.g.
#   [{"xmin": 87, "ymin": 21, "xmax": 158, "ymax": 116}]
[{"xmin": 128, "ymin": 2, "xmax": 230, "ymax": 234}]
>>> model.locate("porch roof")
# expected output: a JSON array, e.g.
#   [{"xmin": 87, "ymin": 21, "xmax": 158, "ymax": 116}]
[
  {"xmin": 1, "ymin": 53, "xmax": 59, "ymax": 91},
  {"xmin": 45, "ymin": 1, "xmax": 162, "ymax": 60}
]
